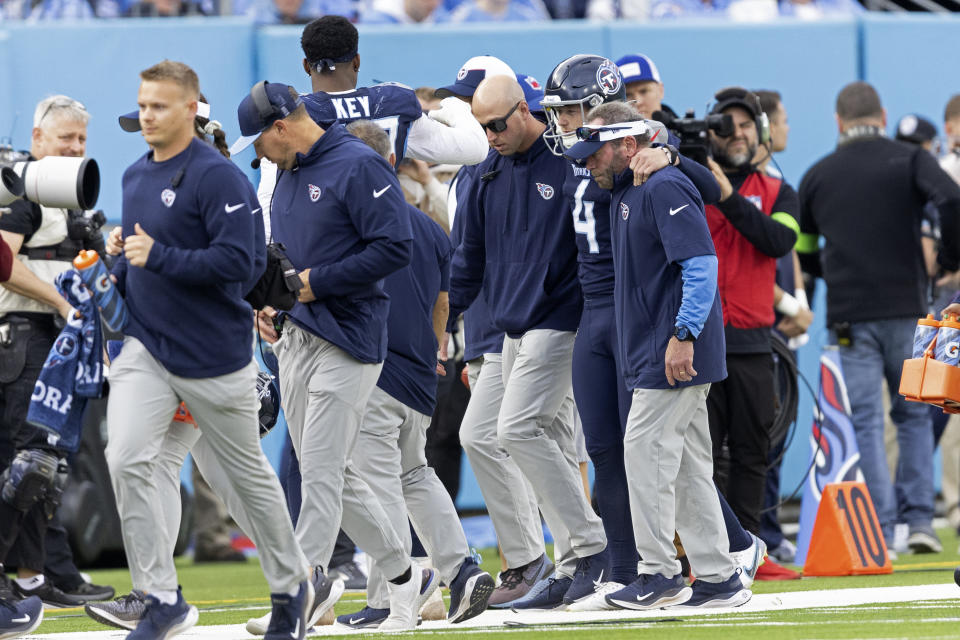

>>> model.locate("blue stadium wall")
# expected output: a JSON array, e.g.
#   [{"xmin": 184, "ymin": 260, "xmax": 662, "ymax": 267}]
[{"xmin": 1, "ymin": 14, "xmax": 956, "ymax": 505}]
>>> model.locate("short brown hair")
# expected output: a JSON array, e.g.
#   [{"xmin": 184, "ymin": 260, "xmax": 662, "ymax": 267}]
[
  {"xmin": 945, "ymin": 94, "xmax": 960, "ymax": 123},
  {"xmin": 835, "ymin": 81, "xmax": 883, "ymax": 121},
  {"xmin": 754, "ymin": 90, "xmax": 782, "ymax": 117},
  {"xmin": 140, "ymin": 60, "xmax": 200, "ymax": 99}
]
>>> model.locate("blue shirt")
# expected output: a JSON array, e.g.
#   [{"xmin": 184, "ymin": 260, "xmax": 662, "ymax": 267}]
[
  {"xmin": 450, "ymin": 163, "xmax": 505, "ymax": 360},
  {"xmin": 610, "ymin": 166, "xmax": 726, "ymax": 390},
  {"xmin": 378, "ymin": 205, "xmax": 451, "ymax": 415},
  {"xmin": 302, "ymin": 84, "xmax": 423, "ymax": 165},
  {"xmin": 270, "ymin": 123, "xmax": 413, "ymax": 364},
  {"xmin": 564, "ymin": 161, "xmax": 615, "ymax": 298},
  {"xmin": 115, "ymin": 138, "xmax": 265, "ymax": 378},
  {"xmin": 450, "ymin": 135, "xmax": 581, "ymax": 337}
]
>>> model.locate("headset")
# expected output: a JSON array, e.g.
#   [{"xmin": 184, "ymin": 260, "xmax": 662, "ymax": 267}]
[
  {"xmin": 251, "ymin": 81, "xmax": 279, "ymax": 126},
  {"xmin": 710, "ymin": 86, "xmax": 770, "ymax": 145}
]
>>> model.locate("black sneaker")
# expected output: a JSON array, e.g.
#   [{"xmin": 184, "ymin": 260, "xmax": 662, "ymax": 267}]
[
  {"xmin": 127, "ymin": 589, "xmax": 198, "ymax": 640},
  {"xmin": 335, "ymin": 606, "xmax": 389, "ymax": 629},
  {"xmin": 85, "ymin": 590, "xmax": 147, "ymax": 630},
  {"xmin": 563, "ymin": 548, "xmax": 610, "ymax": 604},
  {"xmin": 13, "ymin": 578, "xmax": 87, "ymax": 608},
  {"xmin": 447, "ymin": 558, "xmax": 494, "ymax": 623},
  {"xmin": 0, "ymin": 571, "xmax": 15, "ymax": 602},
  {"xmin": 264, "ymin": 579, "xmax": 313, "ymax": 640},
  {"xmin": 328, "ymin": 560, "xmax": 367, "ymax": 591},
  {"xmin": 509, "ymin": 576, "xmax": 572, "ymax": 611},
  {"xmin": 62, "ymin": 581, "xmax": 116, "ymax": 602}
]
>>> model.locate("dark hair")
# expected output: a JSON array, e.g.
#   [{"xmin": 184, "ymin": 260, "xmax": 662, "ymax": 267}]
[
  {"xmin": 946, "ymin": 94, "xmax": 960, "ymax": 123},
  {"xmin": 346, "ymin": 120, "xmax": 391, "ymax": 160},
  {"xmin": 195, "ymin": 92, "xmax": 230, "ymax": 158},
  {"xmin": 301, "ymin": 16, "xmax": 357, "ymax": 67},
  {"xmin": 836, "ymin": 81, "xmax": 883, "ymax": 121},
  {"xmin": 753, "ymin": 90, "xmax": 782, "ymax": 117}
]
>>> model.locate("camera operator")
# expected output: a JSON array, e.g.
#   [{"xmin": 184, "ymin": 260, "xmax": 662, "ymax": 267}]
[
  {"xmin": 702, "ymin": 87, "xmax": 799, "ymax": 541},
  {"xmin": 0, "ymin": 95, "xmax": 114, "ymax": 607}
]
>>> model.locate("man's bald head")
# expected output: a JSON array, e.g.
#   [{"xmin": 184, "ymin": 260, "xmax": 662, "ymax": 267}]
[
  {"xmin": 473, "ymin": 74, "xmax": 524, "ymax": 115},
  {"xmin": 472, "ymin": 74, "xmax": 543, "ymax": 157}
]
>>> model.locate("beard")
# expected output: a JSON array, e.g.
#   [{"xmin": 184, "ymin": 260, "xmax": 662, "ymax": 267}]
[{"xmin": 713, "ymin": 140, "xmax": 757, "ymax": 171}]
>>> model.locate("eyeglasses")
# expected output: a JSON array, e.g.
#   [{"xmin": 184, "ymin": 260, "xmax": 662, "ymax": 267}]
[
  {"xmin": 37, "ymin": 97, "xmax": 87, "ymax": 128},
  {"xmin": 482, "ymin": 101, "xmax": 521, "ymax": 133}
]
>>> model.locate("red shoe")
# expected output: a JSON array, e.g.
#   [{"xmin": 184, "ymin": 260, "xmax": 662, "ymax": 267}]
[{"xmin": 754, "ymin": 558, "xmax": 801, "ymax": 580}]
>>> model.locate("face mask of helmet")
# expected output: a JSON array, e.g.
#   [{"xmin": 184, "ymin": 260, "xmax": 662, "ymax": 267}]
[{"xmin": 0, "ymin": 146, "xmax": 100, "ymax": 210}]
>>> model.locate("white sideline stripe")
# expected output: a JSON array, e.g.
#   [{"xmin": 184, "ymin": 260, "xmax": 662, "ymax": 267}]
[{"xmin": 29, "ymin": 584, "xmax": 960, "ymax": 639}]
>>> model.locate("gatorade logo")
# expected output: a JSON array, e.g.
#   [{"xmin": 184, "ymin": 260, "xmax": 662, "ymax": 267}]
[
  {"xmin": 96, "ymin": 274, "xmax": 111, "ymax": 294},
  {"xmin": 947, "ymin": 342, "xmax": 959, "ymax": 359}
]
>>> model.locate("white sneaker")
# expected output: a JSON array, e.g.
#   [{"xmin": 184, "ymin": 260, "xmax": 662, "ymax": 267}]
[
  {"xmin": 419, "ymin": 584, "xmax": 446, "ymax": 621},
  {"xmin": 729, "ymin": 533, "xmax": 766, "ymax": 589},
  {"xmin": 380, "ymin": 567, "xmax": 435, "ymax": 632},
  {"xmin": 244, "ymin": 611, "xmax": 270, "ymax": 636},
  {"xmin": 565, "ymin": 581, "xmax": 625, "ymax": 611}
]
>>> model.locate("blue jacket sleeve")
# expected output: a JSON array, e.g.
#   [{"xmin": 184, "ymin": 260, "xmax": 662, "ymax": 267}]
[
  {"xmin": 144, "ymin": 165, "xmax": 258, "ymax": 285},
  {"xmin": 307, "ymin": 158, "xmax": 413, "ymax": 299},
  {"xmin": 110, "ymin": 255, "xmax": 128, "ymax": 296},
  {"xmin": 677, "ymin": 155, "xmax": 722, "ymax": 205},
  {"xmin": 447, "ymin": 172, "xmax": 486, "ymax": 330},
  {"xmin": 676, "ymin": 254, "xmax": 718, "ymax": 337}
]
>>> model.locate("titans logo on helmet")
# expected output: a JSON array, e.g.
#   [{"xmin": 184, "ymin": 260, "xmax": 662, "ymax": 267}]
[{"xmin": 596, "ymin": 61, "xmax": 622, "ymax": 96}]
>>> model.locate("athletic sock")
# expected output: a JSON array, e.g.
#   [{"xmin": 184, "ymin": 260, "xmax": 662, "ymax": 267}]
[
  {"xmin": 590, "ymin": 445, "xmax": 639, "ymax": 584},
  {"xmin": 152, "ymin": 589, "xmax": 178, "ymax": 605},
  {"xmin": 15, "ymin": 575, "xmax": 43, "ymax": 590},
  {"xmin": 720, "ymin": 489, "xmax": 754, "ymax": 552}
]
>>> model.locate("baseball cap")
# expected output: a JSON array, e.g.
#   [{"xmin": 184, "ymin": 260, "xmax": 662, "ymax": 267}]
[
  {"xmin": 895, "ymin": 114, "xmax": 937, "ymax": 145},
  {"xmin": 710, "ymin": 86, "xmax": 761, "ymax": 119},
  {"xmin": 564, "ymin": 121, "xmax": 652, "ymax": 162},
  {"xmin": 517, "ymin": 73, "xmax": 543, "ymax": 113},
  {"xmin": 229, "ymin": 81, "xmax": 303, "ymax": 156},
  {"xmin": 118, "ymin": 101, "xmax": 211, "ymax": 132},
  {"xmin": 435, "ymin": 56, "xmax": 517, "ymax": 99},
  {"xmin": 616, "ymin": 54, "xmax": 661, "ymax": 85}
]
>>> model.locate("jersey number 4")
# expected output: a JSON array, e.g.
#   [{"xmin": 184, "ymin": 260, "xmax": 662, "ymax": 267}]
[{"xmin": 571, "ymin": 179, "xmax": 598, "ymax": 254}]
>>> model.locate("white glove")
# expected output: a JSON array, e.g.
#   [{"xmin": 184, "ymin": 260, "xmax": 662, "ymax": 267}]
[{"xmin": 428, "ymin": 97, "xmax": 475, "ymax": 128}]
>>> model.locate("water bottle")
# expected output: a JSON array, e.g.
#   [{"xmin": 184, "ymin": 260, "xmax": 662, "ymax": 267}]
[
  {"xmin": 913, "ymin": 314, "xmax": 940, "ymax": 359},
  {"xmin": 73, "ymin": 249, "xmax": 128, "ymax": 332},
  {"xmin": 935, "ymin": 314, "xmax": 960, "ymax": 366}
]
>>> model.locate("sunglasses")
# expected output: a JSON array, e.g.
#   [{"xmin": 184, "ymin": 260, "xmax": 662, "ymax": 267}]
[
  {"xmin": 575, "ymin": 122, "xmax": 652, "ymax": 142},
  {"xmin": 38, "ymin": 97, "xmax": 87, "ymax": 127},
  {"xmin": 482, "ymin": 101, "xmax": 521, "ymax": 133}
]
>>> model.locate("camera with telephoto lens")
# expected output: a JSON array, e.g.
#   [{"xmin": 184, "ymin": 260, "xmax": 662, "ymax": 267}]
[
  {"xmin": 651, "ymin": 109, "xmax": 734, "ymax": 167},
  {"xmin": 0, "ymin": 144, "xmax": 100, "ymax": 210}
]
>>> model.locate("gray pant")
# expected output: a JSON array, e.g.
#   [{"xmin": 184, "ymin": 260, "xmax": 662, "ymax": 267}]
[
  {"xmin": 625, "ymin": 384, "xmax": 735, "ymax": 582},
  {"xmin": 275, "ymin": 324, "xmax": 409, "ymax": 579},
  {"xmin": 359, "ymin": 386, "xmax": 471, "ymax": 608},
  {"xmin": 499, "ymin": 330, "xmax": 606, "ymax": 559},
  {"xmin": 105, "ymin": 337, "xmax": 308, "ymax": 594},
  {"xmin": 459, "ymin": 354, "xmax": 545, "ymax": 569},
  {"xmin": 192, "ymin": 459, "xmax": 233, "ymax": 552}
]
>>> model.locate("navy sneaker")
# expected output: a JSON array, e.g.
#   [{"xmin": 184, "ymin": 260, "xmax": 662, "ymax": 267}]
[
  {"xmin": 563, "ymin": 549, "xmax": 609, "ymax": 604},
  {"xmin": 127, "ymin": 588, "xmax": 199, "ymax": 640},
  {"xmin": 0, "ymin": 595, "xmax": 43, "ymax": 639},
  {"xmin": 335, "ymin": 606, "xmax": 389, "ymax": 630},
  {"xmin": 673, "ymin": 571, "xmax": 751, "ymax": 608},
  {"xmin": 509, "ymin": 576, "xmax": 572, "ymax": 611},
  {"xmin": 264, "ymin": 579, "xmax": 314, "ymax": 640},
  {"xmin": 447, "ymin": 558, "xmax": 495, "ymax": 623},
  {"xmin": 605, "ymin": 573, "xmax": 691, "ymax": 610}
]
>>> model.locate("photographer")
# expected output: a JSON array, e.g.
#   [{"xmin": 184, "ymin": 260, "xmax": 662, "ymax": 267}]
[
  {"xmin": 702, "ymin": 87, "xmax": 799, "ymax": 543},
  {"xmin": 0, "ymin": 94, "xmax": 113, "ymax": 607}
]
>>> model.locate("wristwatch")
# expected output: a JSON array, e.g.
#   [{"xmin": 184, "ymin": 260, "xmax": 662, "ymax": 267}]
[
  {"xmin": 662, "ymin": 144, "xmax": 679, "ymax": 167},
  {"xmin": 674, "ymin": 325, "xmax": 695, "ymax": 342}
]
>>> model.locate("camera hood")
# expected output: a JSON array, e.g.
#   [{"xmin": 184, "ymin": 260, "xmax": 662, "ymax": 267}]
[{"xmin": 0, "ymin": 166, "xmax": 25, "ymax": 206}]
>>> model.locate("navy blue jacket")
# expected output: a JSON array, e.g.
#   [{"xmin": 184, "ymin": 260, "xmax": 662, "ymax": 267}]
[
  {"xmin": 565, "ymin": 151, "xmax": 721, "ymax": 300},
  {"xmin": 449, "ymin": 162, "xmax": 505, "ymax": 360},
  {"xmin": 114, "ymin": 138, "xmax": 264, "ymax": 378},
  {"xmin": 378, "ymin": 205, "xmax": 451, "ymax": 415},
  {"xmin": 450, "ymin": 135, "xmax": 581, "ymax": 337},
  {"xmin": 302, "ymin": 83, "xmax": 422, "ymax": 164},
  {"xmin": 270, "ymin": 123, "xmax": 412, "ymax": 364},
  {"xmin": 610, "ymin": 166, "xmax": 726, "ymax": 390}
]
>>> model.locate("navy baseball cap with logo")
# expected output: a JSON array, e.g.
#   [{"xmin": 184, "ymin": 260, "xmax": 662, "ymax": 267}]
[
  {"xmin": 615, "ymin": 54, "xmax": 662, "ymax": 85},
  {"xmin": 229, "ymin": 81, "xmax": 303, "ymax": 156},
  {"xmin": 895, "ymin": 114, "xmax": 938, "ymax": 145},
  {"xmin": 435, "ymin": 56, "xmax": 517, "ymax": 99}
]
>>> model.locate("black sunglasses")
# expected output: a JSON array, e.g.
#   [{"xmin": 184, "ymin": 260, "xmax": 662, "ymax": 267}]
[{"xmin": 482, "ymin": 101, "xmax": 521, "ymax": 133}]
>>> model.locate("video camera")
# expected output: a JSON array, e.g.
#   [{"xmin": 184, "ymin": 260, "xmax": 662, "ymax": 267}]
[
  {"xmin": 0, "ymin": 145, "xmax": 100, "ymax": 210},
  {"xmin": 651, "ymin": 109, "xmax": 734, "ymax": 167}
]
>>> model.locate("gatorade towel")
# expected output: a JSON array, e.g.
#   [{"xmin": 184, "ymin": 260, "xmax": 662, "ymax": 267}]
[{"xmin": 794, "ymin": 348, "xmax": 864, "ymax": 566}]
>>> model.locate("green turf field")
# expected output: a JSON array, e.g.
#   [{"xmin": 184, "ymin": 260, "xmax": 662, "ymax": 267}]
[{"xmin": 32, "ymin": 527, "xmax": 960, "ymax": 638}]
